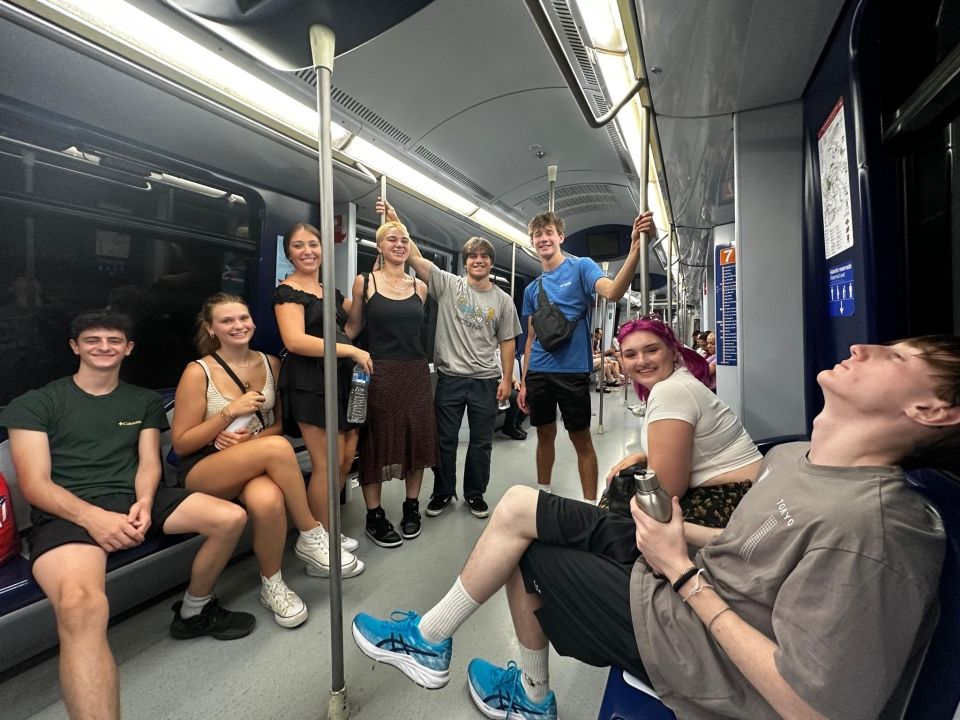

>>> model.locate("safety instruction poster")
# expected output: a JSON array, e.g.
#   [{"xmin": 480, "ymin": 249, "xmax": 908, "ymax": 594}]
[
  {"xmin": 817, "ymin": 98, "xmax": 854, "ymax": 259},
  {"xmin": 715, "ymin": 245, "xmax": 737, "ymax": 366},
  {"xmin": 827, "ymin": 262, "xmax": 855, "ymax": 317}
]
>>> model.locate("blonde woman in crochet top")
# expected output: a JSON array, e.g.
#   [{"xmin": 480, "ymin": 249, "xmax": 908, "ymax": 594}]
[{"xmin": 172, "ymin": 293, "xmax": 364, "ymax": 630}]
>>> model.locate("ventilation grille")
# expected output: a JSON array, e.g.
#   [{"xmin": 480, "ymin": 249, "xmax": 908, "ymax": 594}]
[
  {"xmin": 526, "ymin": 183, "xmax": 620, "ymax": 215},
  {"xmin": 413, "ymin": 145, "xmax": 495, "ymax": 201},
  {"xmin": 594, "ymin": 94, "xmax": 633, "ymax": 175},
  {"xmin": 551, "ymin": 0, "xmax": 598, "ymax": 87},
  {"xmin": 294, "ymin": 70, "xmax": 413, "ymax": 146}
]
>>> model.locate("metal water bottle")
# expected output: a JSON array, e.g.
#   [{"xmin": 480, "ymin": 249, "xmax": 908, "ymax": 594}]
[
  {"xmin": 634, "ymin": 469, "xmax": 672, "ymax": 523},
  {"xmin": 345, "ymin": 364, "xmax": 370, "ymax": 424}
]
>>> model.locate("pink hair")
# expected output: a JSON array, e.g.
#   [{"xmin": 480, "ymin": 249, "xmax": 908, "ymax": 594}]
[{"xmin": 617, "ymin": 318, "xmax": 710, "ymax": 400}]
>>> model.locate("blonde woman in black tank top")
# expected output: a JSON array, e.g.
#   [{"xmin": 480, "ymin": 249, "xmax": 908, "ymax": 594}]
[{"xmin": 345, "ymin": 221, "xmax": 439, "ymax": 548}]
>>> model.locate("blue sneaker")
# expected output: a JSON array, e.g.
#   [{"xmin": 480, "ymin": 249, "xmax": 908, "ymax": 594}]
[
  {"xmin": 351, "ymin": 610, "xmax": 452, "ymax": 689},
  {"xmin": 467, "ymin": 658, "xmax": 558, "ymax": 719}
]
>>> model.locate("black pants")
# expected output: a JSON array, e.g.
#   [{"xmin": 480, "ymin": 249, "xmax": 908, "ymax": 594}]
[{"xmin": 432, "ymin": 373, "xmax": 499, "ymax": 498}]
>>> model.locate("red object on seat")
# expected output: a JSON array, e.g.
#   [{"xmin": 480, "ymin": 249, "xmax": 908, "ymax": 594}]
[{"xmin": 0, "ymin": 472, "xmax": 21, "ymax": 566}]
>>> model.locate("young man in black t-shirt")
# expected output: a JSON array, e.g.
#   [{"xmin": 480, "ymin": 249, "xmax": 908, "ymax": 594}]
[{"xmin": 0, "ymin": 311, "xmax": 255, "ymax": 720}]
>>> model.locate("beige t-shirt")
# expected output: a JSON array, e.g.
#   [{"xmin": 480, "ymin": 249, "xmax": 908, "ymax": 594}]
[{"xmin": 630, "ymin": 443, "xmax": 944, "ymax": 719}]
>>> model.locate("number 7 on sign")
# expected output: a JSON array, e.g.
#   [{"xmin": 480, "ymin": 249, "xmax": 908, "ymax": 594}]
[{"xmin": 719, "ymin": 248, "xmax": 736, "ymax": 265}]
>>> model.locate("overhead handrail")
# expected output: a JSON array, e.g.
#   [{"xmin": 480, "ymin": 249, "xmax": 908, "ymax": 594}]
[{"xmin": 521, "ymin": 0, "xmax": 646, "ymax": 129}]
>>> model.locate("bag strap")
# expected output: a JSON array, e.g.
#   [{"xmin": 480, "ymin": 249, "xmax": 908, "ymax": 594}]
[
  {"xmin": 210, "ymin": 352, "xmax": 266, "ymax": 429},
  {"xmin": 537, "ymin": 277, "xmax": 549, "ymax": 309}
]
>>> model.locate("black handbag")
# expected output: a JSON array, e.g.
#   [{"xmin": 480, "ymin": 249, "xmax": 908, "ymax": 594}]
[{"xmin": 531, "ymin": 277, "xmax": 579, "ymax": 352}]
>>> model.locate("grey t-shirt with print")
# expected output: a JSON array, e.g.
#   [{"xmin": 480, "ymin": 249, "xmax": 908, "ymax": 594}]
[
  {"xmin": 630, "ymin": 443, "xmax": 944, "ymax": 720},
  {"xmin": 429, "ymin": 268, "xmax": 521, "ymax": 379}
]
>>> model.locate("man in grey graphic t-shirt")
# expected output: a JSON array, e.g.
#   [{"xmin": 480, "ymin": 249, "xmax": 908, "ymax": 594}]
[
  {"xmin": 352, "ymin": 336, "xmax": 960, "ymax": 720},
  {"xmin": 378, "ymin": 200, "xmax": 521, "ymax": 519}
]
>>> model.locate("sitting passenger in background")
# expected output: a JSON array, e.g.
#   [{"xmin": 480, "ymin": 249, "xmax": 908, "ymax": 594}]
[
  {"xmin": 604, "ymin": 317, "xmax": 761, "ymax": 528},
  {"xmin": 592, "ymin": 328, "xmax": 624, "ymax": 392},
  {"xmin": 352, "ymin": 335, "xmax": 960, "ymax": 720},
  {"xmin": 704, "ymin": 330, "xmax": 718, "ymax": 391},
  {"xmin": 0, "ymin": 311, "xmax": 255, "ymax": 720},
  {"xmin": 173, "ymin": 294, "xmax": 362, "ymax": 631}
]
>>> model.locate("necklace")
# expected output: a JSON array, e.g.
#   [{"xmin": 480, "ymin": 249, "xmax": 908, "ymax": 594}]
[
  {"xmin": 380, "ymin": 271, "xmax": 411, "ymax": 291},
  {"xmin": 224, "ymin": 352, "xmax": 255, "ymax": 389}
]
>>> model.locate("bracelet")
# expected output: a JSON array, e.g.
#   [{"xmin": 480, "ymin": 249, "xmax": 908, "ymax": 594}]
[
  {"xmin": 219, "ymin": 406, "xmax": 236, "ymax": 423},
  {"xmin": 671, "ymin": 566, "xmax": 700, "ymax": 593},
  {"xmin": 680, "ymin": 570, "xmax": 714, "ymax": 602},
  {"xmin": 707, "ymin": 607, "xmax": 733, "ymax": 634}
]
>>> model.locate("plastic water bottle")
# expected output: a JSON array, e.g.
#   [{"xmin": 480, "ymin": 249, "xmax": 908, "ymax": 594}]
[
  {"xmin": 633, "ymin": 469, "xmax": 672, "ymax": 523},
  {"xmin": 346, "ymin": 364, "xmax": 370, "ymax": 424}
]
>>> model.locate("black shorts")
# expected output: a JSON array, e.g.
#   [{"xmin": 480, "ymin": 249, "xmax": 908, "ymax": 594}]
[
  {"xmin": 27, "ymin": 487, "xmax": 192, "ymax": 565},
  {"xmin": 524, "ymin": 371, "xmax": 591, "ymax": 431},
  {"xmin": 518, "ymin": 492, "xmax": 651, "ymax": 683}
]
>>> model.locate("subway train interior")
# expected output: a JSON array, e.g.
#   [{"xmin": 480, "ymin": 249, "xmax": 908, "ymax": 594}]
[{"xmin": 0, "ymin": 0, "xmax": 959, "ymax": 718}]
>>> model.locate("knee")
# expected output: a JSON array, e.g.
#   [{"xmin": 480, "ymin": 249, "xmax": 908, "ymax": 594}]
[
  {"xmin": 536, "ymin": 424, "xmax": 557, "ymax": 443},
  {"xmin": 568, "ymin": 429, "xmax": 595, "ymax": 452},
  {"xmin": 262, "ymin": 435, "xmax": 297, "ymax": 463},
  {"xmin": 207, "ymin": 501, "xmax": 248, "ymax": 538},
  {"xmin": 56, "ymin": 584, "xmax": 109, "ymax": 639},
  {"xmin": 492, "ymin": 485, "xmax": 537, "ymax": 527},
  {"xmin": 245, "ymin": 483, "xmax": 285, "ymax": 522}
]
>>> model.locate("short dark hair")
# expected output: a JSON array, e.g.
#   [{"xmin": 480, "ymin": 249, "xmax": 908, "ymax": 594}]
[
  {"xmin": 462, "ymin": 236, "xmax": 495, "ymax": 265},
  {"xmin": 69, "ymin": 310, "xmax": 133, "ymax": 341},
  {"xmin": 527, "ymin": 211, "xmax": 565, "ymax": 238}
]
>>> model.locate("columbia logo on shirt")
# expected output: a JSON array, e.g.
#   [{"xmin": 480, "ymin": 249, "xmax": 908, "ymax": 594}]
[{"xmin": 117, "ymin": 420, "xmax": 143, "ymax": 427}]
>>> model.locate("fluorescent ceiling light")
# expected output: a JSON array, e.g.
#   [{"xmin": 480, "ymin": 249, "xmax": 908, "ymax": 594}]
[
  {"xmin": 574, "ymin": 0, "xmax": 626, "ymax": 53},
  {"xmin": 594, "ymin": 50, "xmax": 647, "ymax": 176},
  {"xmin": 469, "ymin": 208, "xmax": 529, "ymax": 245},
  {"xmin": 344, "ymin": 136, "xmax": 479, "ymax": 217},
  {"xmin": 31, "ymin": 0, "xmax": 351, "ymax": 148}
]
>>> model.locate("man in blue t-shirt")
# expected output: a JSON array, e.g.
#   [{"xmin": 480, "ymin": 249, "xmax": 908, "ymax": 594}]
[{"xmin": 519, "ymin": 211, "xmax": 655, "ymax": 501}]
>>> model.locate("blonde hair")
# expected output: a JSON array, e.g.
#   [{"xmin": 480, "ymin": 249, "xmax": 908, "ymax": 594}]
[
  {"xmin": 375, "ymin": 220, "xmax": 409, "ymax": 244},
  {"xmin": 195, "ymin": 292, "xmax": 247, "ymax": 356}
]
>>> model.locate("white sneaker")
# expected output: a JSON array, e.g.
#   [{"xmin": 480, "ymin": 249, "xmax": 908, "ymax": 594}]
[
  {"xmin": 259, "ymin": 577, "xmax": 308, "ymax": 628},
  {"xmin": 306, "ymin": 557, "xmax": 365, "ymax": 579},
  {"xmin": 296, "ymin": 525, "xmax": 364, "ymax": 578},
  {"xmin": 340, "ymin": 533, "xmax": 359, "ymax": 553}
]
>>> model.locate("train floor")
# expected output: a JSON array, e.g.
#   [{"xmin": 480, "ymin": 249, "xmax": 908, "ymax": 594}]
[{"xmin": 2, "ymin": 387, "xmax": 641, "ymax": 720}]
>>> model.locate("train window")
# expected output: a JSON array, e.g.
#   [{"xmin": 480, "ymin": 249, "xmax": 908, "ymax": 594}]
[{"xmin": 0, "ymin": 130, "xmax": 258, "ymax": 403}]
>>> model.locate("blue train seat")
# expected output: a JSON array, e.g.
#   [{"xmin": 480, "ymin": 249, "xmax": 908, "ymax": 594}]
[{"xmin": 596, "ymin": 466, "xmax": 960, "ymax": 720}]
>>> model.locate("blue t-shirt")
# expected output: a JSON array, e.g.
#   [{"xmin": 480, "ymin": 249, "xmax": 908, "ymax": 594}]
[{"xmin": 522, "ymin": 256, "xmax": 604, "ymax": 373}]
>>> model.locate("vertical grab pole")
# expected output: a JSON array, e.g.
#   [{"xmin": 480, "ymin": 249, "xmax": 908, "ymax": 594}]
[
  {"xmin": 638, "ymin": 108, "xmax": 650, "ymax": 317},
  {"xmin": 597, "ymin": 282, "xmax": 607, "ymax": 434},
  {"xmin": 547, "ymin": 165, "xmax": 558, "ymax": 212},
  {"xmin": 666, "ymin": 226, "xmax": 674, "ymax": 328},
  {"xmin": 310, "ymin": 24, "xmax": 350, "ymax": 720},
  {"xmin": 510, "ymin": 242, "xmax": 517, "ymax": 304},
  {"xmin": 380, "ymin": 175, "xmax": 388, "ymax": 224}
]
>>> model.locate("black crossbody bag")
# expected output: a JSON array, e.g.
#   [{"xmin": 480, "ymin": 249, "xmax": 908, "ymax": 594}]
[
  {"xmin": 211, "ymin": 352, "xmax": 267, "ymax": 430},
  {"xmin": 531, "ymin": 277, "xmax": 581, "ymax": 352}
]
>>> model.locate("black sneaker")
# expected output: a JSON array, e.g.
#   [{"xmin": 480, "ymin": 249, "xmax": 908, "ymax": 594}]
[
  {"xmin": 169, "ymin": 598, "xmax": 256, "ymax": 641},
  {"xmin": 425, "ymin": 494, "xmax": 454, "ymax": 517},
  {"xmin": 400, "ymin": 499, "xmax": 422, "ymax": 539},
  {"xmin": 365, "ymin": 508, "xmax": 403, "ymax": 548},
  {"xmin": 466, "ymin": 496, "xmax": 490, "ymax": 518}
]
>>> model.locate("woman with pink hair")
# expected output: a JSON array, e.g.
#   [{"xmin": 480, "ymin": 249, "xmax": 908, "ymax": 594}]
[{"xmin": 605, "ymin": 317, "xmax": 761, "ymax": 527}]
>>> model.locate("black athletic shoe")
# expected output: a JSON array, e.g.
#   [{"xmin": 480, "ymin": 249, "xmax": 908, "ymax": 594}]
[
  {"xmin": 400, "ymin": 499, "xmax": 422, "ymax": 539},
  {"xmin": 425, "ymin": 494, "xmax": 454, "ymax": 517},
  {"xmin": 466, "ymin": 496, "xmax": 490, "ymax": 518},
  {"xmin": 365, "ymin": 507, "xmax": 403, "ymax": 548},
  {"xmin": 501, "ymin": 427, "xmax": 527, "ymax": 440},
  {"xmin": 169, "ymin": 598, "xmax": 256, "ymax": 641}
]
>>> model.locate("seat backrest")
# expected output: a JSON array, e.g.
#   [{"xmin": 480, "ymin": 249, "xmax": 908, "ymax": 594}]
[{"xmin": 902, "ymin": 468, "xmax": 960, "ymax": 719}]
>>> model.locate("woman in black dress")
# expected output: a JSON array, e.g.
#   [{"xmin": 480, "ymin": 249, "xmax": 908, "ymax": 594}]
[
  {"xmin": 345, "ymin": 219, "xmax": 438, "ymax": 549},
  {"xmin": 273, "ymin": 222, "xmax": 372, "ymax": 575}
]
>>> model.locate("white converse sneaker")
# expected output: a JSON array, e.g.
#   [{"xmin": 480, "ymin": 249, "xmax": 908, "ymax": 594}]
[
  {"xmin": 296, "ymin": 525, "xmax": 364, "ymax": 578},
  {"xmin": 259, "ymin": 577, "xmax": 308, "ymax": 628},
  {"xmin": 306, "ymin": 556, "xmax": 365, "ymax": 579},
  {"xmin": 340, "ymin": 533, "xmax": 359, "ymax": 553}
]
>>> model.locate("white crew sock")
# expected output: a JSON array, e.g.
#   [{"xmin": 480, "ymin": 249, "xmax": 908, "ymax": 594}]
[
  {"xmin": 180, "ymin": 591, "xmax": 213, "ymax": 619},
  {"xmin": 538, "ymin": 484, "xmax": 552, "ymax": 494},
  {"xmin": 418, "ymin": 576, "xmax": 481, "ymax": 644},
  {"xmin": 582, "ymin": 495, "xmax": 598, "ymax": 505},
  {"xmin": 519, "ymin": 642, "xmax": 550, "ymax": 703},
  {"xmin": 261, "ymin": 570, "xmax": 282, "ymax": 585}
]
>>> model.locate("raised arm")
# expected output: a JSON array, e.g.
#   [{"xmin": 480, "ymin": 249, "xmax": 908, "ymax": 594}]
[
  {"xmin": 10, "ymin": 428, "xmax": 144, "ymax": 551},
  {"xmin": 633, "ymin": 499, "xmax": 828, "ymax": 720},
  {"xmin": 377, "ymin": 198, "xmax": 434, "ymax": 282},
  {"xmin": 594, "ymin": 212, "xmax": 656, "ymax": 301}
]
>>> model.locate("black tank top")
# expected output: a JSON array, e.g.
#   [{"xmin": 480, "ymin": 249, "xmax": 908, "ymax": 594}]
[{"xmin": 364, "ymin": 274, "xmax": 426, "ymax": 360}]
